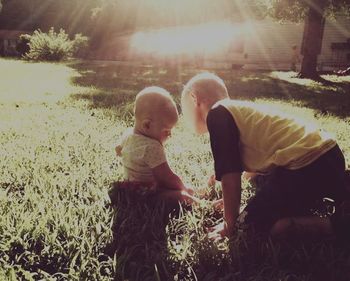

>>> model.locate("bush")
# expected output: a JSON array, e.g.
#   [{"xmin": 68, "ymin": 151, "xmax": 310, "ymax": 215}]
[
  {"xmin": 16, "ymin": 35, "xmax": 30, "ymax": 56},
  {"xmin": 22, "ymin": 28, "xmax": 88, "ymax": 61}
]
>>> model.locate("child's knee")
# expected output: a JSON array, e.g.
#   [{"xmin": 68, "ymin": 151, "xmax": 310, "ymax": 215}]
[{"xmin": 270, "ymin": 218, "xmax": 294, "ymax": 236}]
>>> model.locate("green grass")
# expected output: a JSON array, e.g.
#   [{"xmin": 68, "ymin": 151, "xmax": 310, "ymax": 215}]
[{"xmin": 1, "ymin": 58, "xmax": 350, "ymax": 280}]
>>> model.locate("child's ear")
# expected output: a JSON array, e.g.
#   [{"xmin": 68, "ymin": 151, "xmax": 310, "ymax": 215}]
[
  {"xmin": 190, "ymin": 92, "xmax": 199, "ymax": 106},
  {"xmin": 142, "ymin": 119, "xmax": 151, "ymax": 130}
]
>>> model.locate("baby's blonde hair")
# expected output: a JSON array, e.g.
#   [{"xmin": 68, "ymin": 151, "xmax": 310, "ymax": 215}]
[
  {"xmin": 134, "ymin": 86, "xmax": 178, "ymax": 122},
  {"xmin": 181, "ymin": 72, "xmax": 229, "ymax": 108}
]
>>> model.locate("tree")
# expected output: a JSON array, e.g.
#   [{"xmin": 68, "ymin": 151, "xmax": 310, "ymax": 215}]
[
  {"xmin": 0, "ymin": 0, "xmax": 101, "ymax": 33},
  {"xmin": 299, "ymin": 1, "xmax": 327, "ymax": 79},
  {"xmin": 258, "ymin": 0, "xmax": 350, "ymax": 80}
]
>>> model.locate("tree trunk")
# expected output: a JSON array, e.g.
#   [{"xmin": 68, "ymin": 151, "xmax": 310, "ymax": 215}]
[{"xmin": 299, "ymin": 1, "xmax": 326, "ymax": 80}]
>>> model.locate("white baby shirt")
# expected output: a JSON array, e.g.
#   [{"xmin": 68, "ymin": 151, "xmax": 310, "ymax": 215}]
[{"xmin": 120, "ymin": 131, "xmax": 167, "ymax": 183}]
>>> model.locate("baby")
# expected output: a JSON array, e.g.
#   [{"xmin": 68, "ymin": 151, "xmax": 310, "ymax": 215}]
[{"xmin": 115, "ymin": 86, "xmax": 200, "ymax": 205}]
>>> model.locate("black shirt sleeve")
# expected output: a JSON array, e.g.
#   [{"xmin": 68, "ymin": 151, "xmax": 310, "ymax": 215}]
[{"xmin": 206, "ymin": 105, "xmax": 243, "ymax": 181}]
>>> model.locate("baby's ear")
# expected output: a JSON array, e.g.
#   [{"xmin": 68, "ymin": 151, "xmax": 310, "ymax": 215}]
[{"xmin": 142, "ymin": 119, "xmax": 151, "ymax": 130}]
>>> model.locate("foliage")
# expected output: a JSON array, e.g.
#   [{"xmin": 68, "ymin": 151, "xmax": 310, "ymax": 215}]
[
  {"xmin": 0, "ymin": 0, "xmax": 99, "ymax": 33},
  {"xmin": 16, "ymin": 34, "xmax": 30, "ymax": 56},
  {"xmin": 22, "ymin": 28, "xmax": 88, "ymax": 61},
  {"xmin": 0, "ymin": 0, "xmax": 349, "ymax": 34},
  {"xmin": 0, "ymin": 0, "xmax": 259, "ymax": 39},
  {"xmin": 1, "ymin": 59, "xmax": 350, "ymax": 280},
  {"xmin": 256, "ymin": 0, "xmax": 350, "ymax": 22}
]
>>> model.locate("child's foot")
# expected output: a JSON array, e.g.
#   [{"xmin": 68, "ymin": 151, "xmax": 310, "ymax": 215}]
[{"xmin": 270, "ymin": 216, "xmax": 333, "ymax": 238}]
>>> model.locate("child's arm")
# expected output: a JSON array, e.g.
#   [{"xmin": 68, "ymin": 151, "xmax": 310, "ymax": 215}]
[
  {"xmin": 152, "ymin": 162, "xmax": 186, "ymax": 191},
  {"xmin": 157, "ymin": 189, "xmax": 201, "ymax": 205},
  {"xmin": 221, "ymin": 172, "xmax": 241, "ymax": 235},
  {"xmin": 144, "ymin": 142, "xmax": 196, "ymax": 198},
  {"xmin": 114, "ymin": 136, "xmax": 125, "ymax": 157},
  {"xmin": 115, "ymin": 128, "xmax": 132, "ymax": 157},
  {"xmin": 242, "ymin": 172, "xmax": 257, "ymax": 181},
  {"xmin": 115, "ymin": 144, "xmax": 123, "ymax": 157},
  {"xmin": 152, "ymin": 163, "xmax": 202, "ymax": 204},
  {"xmin": 208, "ymin": 172, "xmax": 241, "ymax": 240}
]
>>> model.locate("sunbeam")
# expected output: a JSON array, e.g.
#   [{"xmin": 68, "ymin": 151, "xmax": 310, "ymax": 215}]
[{"xmin": 130, "ymin": 21, "xmax": 243, "ymax": 58}]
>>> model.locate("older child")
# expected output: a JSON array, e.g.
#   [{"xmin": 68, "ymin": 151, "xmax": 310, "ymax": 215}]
[
  {"xmin": 114, "ymin": 86, "xmax": 199, "ymax": 205},
  {"xmin": 181, "ymin": 72, "xmax": 350, "ymax": 240}
]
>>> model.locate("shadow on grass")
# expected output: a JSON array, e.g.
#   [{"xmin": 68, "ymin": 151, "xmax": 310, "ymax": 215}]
[
  {"xmin": 221, "ymin": 70, "xmax": 350, "ymax": 118},
  {"xmin": 107, "ymin": 182, "xmax": 181, "ymax": 281},
  {"xmin": 69, "ymin": 62, "xmax": 350, "ymax": 118},
  {"xmin": 105, "ymin": 181, "xmax": 350, "ymax": 281},
  {"xmin": 225, "ymin": 234, "xmax": 350, "ymax": 281},
  {"xmin": 69, "ymin": 62, "xmax": 187, "ymax": 105}
]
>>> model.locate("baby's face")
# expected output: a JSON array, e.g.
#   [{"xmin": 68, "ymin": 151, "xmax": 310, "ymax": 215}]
[
  {"xmin": 134, "ymin": 91, "xmax": 179, "ymax": 143},
  {"xmin": 148, "ymin": 115, "xmax": 178, "ymax": 144}
]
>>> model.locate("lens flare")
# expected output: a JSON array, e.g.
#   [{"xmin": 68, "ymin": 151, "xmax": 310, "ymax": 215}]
[{"xmin": 130, "ymin": 21, "xmax": 243, "ymax": 57}]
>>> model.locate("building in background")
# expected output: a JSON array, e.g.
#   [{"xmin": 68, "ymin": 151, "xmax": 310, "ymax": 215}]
[
  {"xmin": 0, "ymin": 30, "xmax": 29, "ymax": 57},
  {"xmin": 92, "ymin": 15, "xmax": 350, "ymax": 71},
  {"xmin": 238, "ymin": 16, "xmax": 350, "ymax": 71}
]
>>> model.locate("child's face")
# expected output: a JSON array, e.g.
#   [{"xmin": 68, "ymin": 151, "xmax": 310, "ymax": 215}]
[
  {"xmin": 182, "ymin": 94, "xmax": 208, "ymax": 135},
  {"xmin": 148, "ymin": 116, "xmax": 177, "ymax": 144},
  {"xmin": 193, "ymin": 102, "xmax": 208, "ymax": 134}
]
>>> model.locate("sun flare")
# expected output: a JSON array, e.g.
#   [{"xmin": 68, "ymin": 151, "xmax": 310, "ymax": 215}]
[{"xmin": 130, "ymin": 21, "xmax": 244, "ymax": 57}]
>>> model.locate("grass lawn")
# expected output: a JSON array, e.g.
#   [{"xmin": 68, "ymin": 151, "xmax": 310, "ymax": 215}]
[{"xmin": 1, "ymin": 58, "xmax": 350, "ymax": 281}]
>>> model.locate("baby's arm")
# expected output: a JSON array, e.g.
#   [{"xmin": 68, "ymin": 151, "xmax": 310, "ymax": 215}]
[
  {"xmin": 152, "ymin": 162, "xmax": 186, "ymax": 191},
  {"xmin": 115, "ymin": 136, "xmax": 124, "ymax": 157},
  {"xmin": 115, "ymin": 128, "xmax": 132, "ymax": 157},
  {"xmin": 115, "ymin": 144, "xmax": 123, "ymax": 157},
  {"xmin": 242, "ymin": 172, "xmax": 258, "ymax": 181},
  {"xmin": 156, "ymin": 189, "xmax": 201, "ymax": 205},
  {"xmin": 152, "ymin": 163, "xmax": 200, "ymax": 204}
]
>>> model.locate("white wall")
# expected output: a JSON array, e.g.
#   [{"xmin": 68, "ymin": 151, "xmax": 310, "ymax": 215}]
[
  {"xmin": 224, "ymin": 16, "xmax": 350, "ymax": 70},
  {"xmin": 320, "ymin": 16, "xmax": 350, "ymax": 65}
]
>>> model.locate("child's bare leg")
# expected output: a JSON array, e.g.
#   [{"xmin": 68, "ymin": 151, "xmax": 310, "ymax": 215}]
[{"xmin": 270, "ymin": 215, "xmax": 333, "ymax": 237}]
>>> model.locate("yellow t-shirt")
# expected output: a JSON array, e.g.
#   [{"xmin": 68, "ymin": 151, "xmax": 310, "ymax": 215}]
[{"xmin": 216, "ymin": 99, "xmax": 336, "ymax": 173}]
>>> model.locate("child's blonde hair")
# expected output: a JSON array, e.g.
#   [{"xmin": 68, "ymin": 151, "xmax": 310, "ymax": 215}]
[{"xmin": 181, "ymin": 72, "xmax": 228, "ymax": 107}]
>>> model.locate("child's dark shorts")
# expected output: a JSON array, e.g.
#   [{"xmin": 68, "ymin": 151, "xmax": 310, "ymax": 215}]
[
  {"xmin": 108, "ymin": 181, "xmax": 157, "ymax": 205},
  {"xmin": 238, "ymin": 145, "xmax": 350, "ymax": 238},
  {"xmin": 108, "ymin": 181, "xmax": 182, "ymax": 216}
]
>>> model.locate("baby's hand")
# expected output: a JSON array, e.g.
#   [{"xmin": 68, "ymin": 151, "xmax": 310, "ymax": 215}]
[
  {"xmin": 181, "ymin": 190, "xmax": 202, "ymax": 205},
  {"xmin": 115, "ymin": 145, "xmax": 122, "ymax": 157},
  {"xmin": 211, "ymin": 199, "xmax": 224, "ymax": 211},
  {"xmin": 207, "ymin": 174, "xmax": 216, "ymax": 187},
  {"xmin": 242, "ymin": 172, "xmax": 257, "ymax": 181}
]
